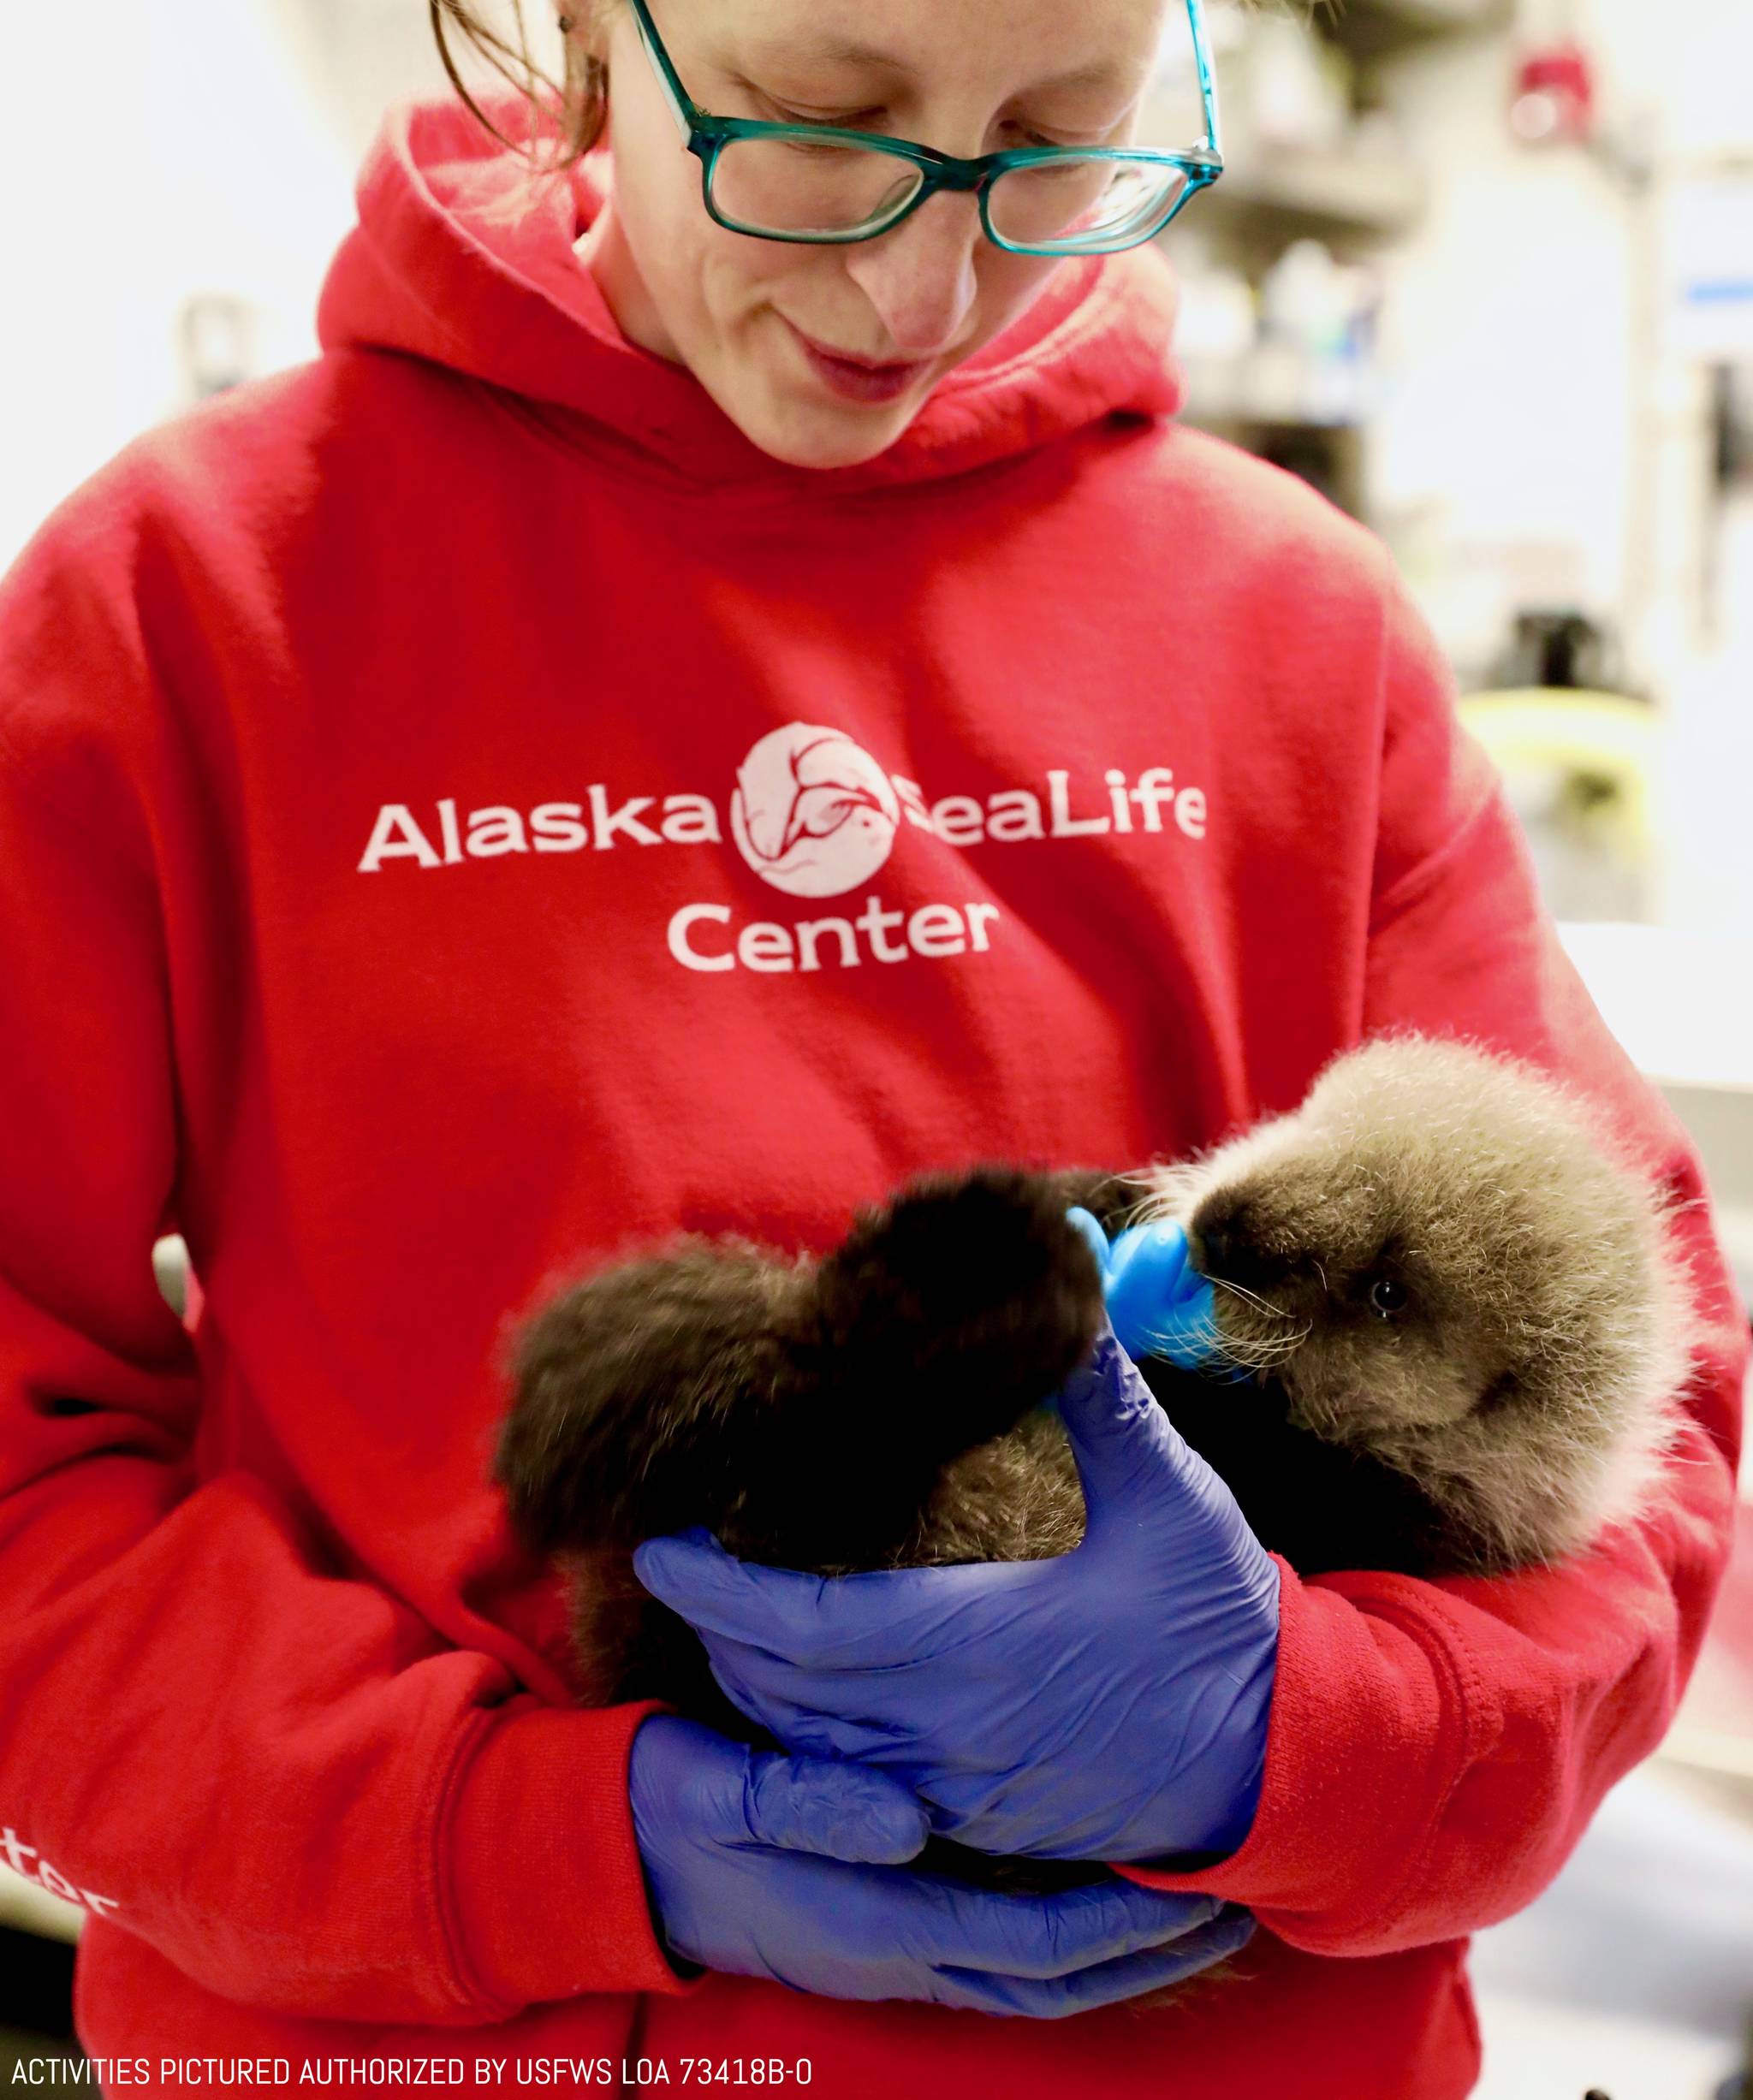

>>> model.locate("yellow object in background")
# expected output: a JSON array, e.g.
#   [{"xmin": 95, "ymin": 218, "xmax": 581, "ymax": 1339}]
[{"xmin": 1458, "ymin": 689, "xmax": 1659, "ymax": 918}]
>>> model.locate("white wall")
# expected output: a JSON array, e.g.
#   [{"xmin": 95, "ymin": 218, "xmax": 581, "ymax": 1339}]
[
  {"xmin": 0, "ymin": 0, "xmax": 358, "ymax": 568},
  {"xmin": 300, "ymin": 0, "xmax": 460, "ymax": 167}
]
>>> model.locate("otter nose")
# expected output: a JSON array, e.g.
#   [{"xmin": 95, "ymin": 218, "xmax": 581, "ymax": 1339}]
[
  {"xmin": 1191, "ymin": 1195, "xmax": 1277, "ymax": 1288},
  {"xmin": 1191, "ymin": 1196, "xmax": 1251, "ymax": 1278},
  {"xmin": 1198, "ymin": 1222, "xmax": 1233, "ymax": 1276}
]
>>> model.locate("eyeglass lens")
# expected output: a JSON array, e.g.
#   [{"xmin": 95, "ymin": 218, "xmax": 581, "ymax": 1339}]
[{"xmin": 710, "ymin": 139, "xmax": 1192, "ymax": 249}]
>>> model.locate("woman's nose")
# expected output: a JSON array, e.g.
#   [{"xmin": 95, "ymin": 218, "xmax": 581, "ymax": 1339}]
[{"xmin": 841, "ymin": 188, "xmax": 983, "ymax": 358}]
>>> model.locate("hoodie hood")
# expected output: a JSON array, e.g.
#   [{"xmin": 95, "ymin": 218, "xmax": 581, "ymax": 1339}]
[{"xmin": 316, "ymin": 88, "xmax": 1186, "ymax": 492}]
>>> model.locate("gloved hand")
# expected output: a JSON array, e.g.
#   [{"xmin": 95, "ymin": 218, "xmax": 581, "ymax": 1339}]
[
  {"xmin": 628, "ymin": 1712, "xmax": 1257, "ymax": 2016},
  {"xmin": 634, "ymin": 1314, "xmax": 1281, "ymax": 1866}
]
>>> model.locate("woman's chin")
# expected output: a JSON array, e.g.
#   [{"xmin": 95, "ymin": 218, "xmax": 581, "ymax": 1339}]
[
  {"xmin": 749, "ymin": 402, "xmax": 920, "ymax": 469},
  {"xmin": 694, "ymin": 333, "xmax": 933, "ymax": 469}
]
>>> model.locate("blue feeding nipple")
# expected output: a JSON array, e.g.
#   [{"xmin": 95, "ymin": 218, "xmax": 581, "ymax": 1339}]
[{"xmin": 1065, "ymin": 1207, "xmax": 1251, "ymax": 1380}]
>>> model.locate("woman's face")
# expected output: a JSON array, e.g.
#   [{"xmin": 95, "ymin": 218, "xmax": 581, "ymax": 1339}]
[{"xmin": 579, "ymin": 0, "xmax": 1174, "ymax": 470}]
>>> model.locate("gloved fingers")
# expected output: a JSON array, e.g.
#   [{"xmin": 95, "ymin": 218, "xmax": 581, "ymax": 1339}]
[
  {"xmin": 894, "ymin": 1867, "xmax": 1230, "ymax": 1982},
  {"xmin": 1056, "ymin": 1321, "xmax": 1227, "ymax": 1540},
  {"xmin": 633, "ymin": 1714, "xmax": 931, "ymax": 1867},
  {"xmin": 634, "ymin": 1527, "xmax": 1004, "ymax": 1670},
  {"xmin": 931, "ymin": 1902, "xmax": 1257, "ymax": 2020},
  {"xmin": 728, "ymin": 1744, "xmax": 932, "ymax": 1866},
  {"xmin": 1102, "ymin": 1219, "xmax": 1210, "ymax": 1363},
  {"xmin": 687, "ymin": 1622, "xmax": 1073, "ymax": 1780},
  {"xmin": 696, "ymin": 1658, "xmax": 904, "ymax": 1765}
]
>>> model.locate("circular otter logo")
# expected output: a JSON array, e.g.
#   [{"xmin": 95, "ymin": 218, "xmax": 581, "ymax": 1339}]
[{"xmin": 730, "ymin": 723, "xmax": 902, "ymax": 898}]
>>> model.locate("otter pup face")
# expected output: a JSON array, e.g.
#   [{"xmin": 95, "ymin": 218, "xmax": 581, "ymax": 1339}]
[
  {"xmin": 1132, "ymin": 1036, "xmax": 1689, "ymax": 1487},
  {"xmin": 1179, "ymin": 1114, "xmax": 1511, "ymax": 1443}
]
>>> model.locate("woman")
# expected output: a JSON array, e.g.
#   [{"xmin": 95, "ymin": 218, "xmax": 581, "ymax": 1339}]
[{"xmin": 0, "ymin": 0, "xmax": 1742, "ymax": 2093}]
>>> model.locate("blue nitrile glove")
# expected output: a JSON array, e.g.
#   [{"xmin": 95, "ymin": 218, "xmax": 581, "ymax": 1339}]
[
  {"xmin": 627, "ymin": 1713, "xmax": 1258, "ymax": 2015},
  {"xmin": 1067, "ymin": 1207, "xmax": 1251, "ymax": 1383},
  {"xmin": 634, "ymin": 1319, "xmax": 1281, "ymax": 1868}
]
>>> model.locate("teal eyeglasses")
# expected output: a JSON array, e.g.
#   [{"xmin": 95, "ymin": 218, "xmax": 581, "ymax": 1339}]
[{"xmin": 625, "ymin": 0, "xmax": 1223, "ymax": 256}]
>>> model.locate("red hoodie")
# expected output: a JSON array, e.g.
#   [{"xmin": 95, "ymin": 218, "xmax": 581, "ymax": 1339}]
[{"xmin": 0, "ymin": 88, "xmax": 1744, "ymax": 2100}]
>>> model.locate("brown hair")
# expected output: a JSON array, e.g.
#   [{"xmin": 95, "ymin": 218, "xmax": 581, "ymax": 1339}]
[{"xmin": 428, "ymin": 0, "xmax": 618, "ymax": 175}]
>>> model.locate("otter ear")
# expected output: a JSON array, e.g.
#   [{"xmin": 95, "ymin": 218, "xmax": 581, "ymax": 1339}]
[{"xmin": 492, "ymin": 1247, "xmax": 801, "ymax": 1555}]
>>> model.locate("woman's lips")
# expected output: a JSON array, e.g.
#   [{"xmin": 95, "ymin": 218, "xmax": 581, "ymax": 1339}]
[{"xmin": 783, "ymin": 318, "xmax": 930, "ymax": 403}]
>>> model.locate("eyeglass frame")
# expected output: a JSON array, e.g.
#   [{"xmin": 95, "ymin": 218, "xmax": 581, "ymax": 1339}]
[{"xmin": 622, "ymin": 0, "xmax": 1225, "ymax": 256}]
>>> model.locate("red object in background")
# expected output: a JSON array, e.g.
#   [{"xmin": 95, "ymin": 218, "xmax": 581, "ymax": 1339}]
[{"xmin": 1509, "ymin": 37, "xmax": 1596, "ymax": 145}]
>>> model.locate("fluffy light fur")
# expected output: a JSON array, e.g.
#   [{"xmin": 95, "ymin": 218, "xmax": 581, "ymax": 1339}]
[{"xmin": 1123, "ymin": 1032, "xmax": 1702, "ymax": 1575}]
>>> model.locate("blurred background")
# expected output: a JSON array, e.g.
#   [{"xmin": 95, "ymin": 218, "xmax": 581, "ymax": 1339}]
[{"xmin": 1, "ymin": 0, "xmax": 1750, "ymax": 2094}]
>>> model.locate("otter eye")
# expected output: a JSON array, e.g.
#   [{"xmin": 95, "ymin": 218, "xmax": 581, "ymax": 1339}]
[{"xmin": 1368, "ymin": 1277, "xmax": 1407, "ymax": 1319}]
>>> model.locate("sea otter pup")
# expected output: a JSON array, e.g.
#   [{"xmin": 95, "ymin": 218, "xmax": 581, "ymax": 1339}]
[{"xmin": 492, "ymin": 1031, "xmax": 1703, "ymax": 1931}]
